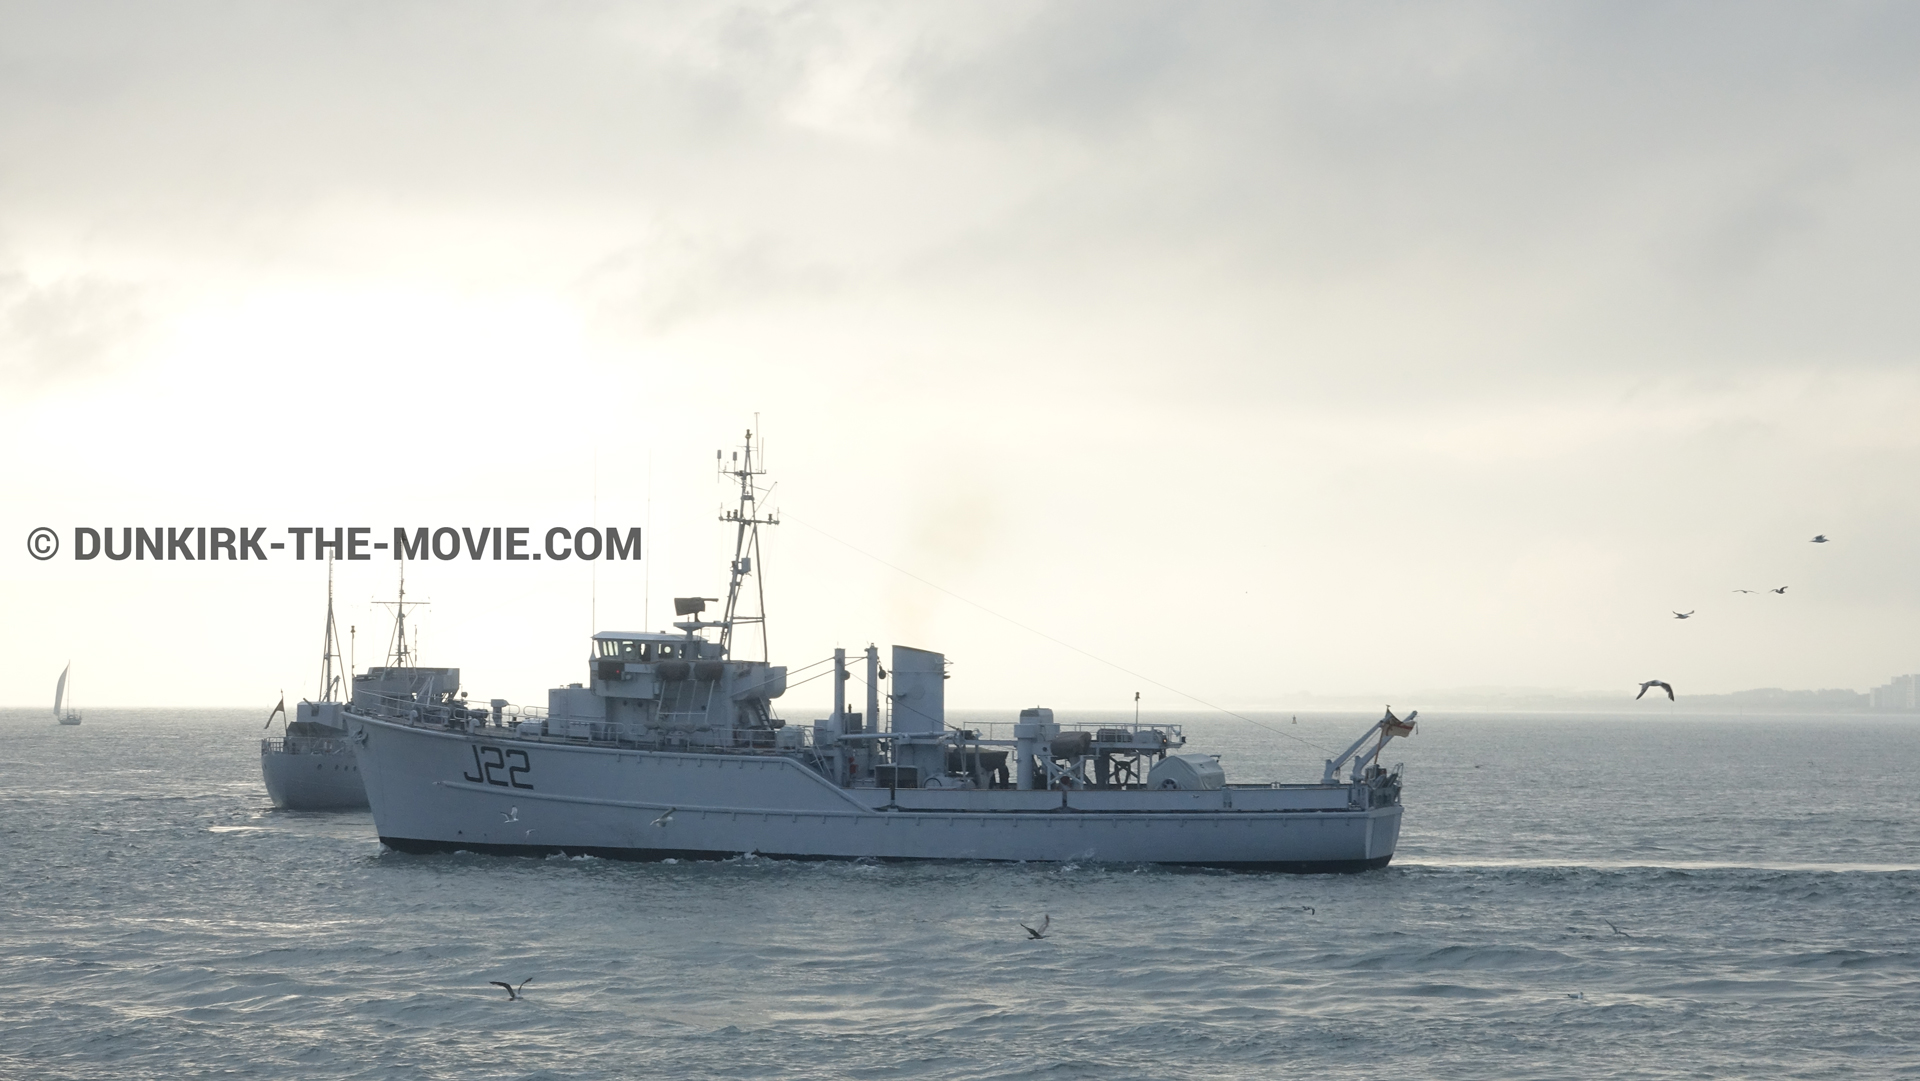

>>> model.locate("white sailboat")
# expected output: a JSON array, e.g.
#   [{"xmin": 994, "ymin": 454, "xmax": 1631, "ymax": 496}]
[{"xmin": 54, "ymin": 663, "xmax": 81, "ymax": 725}]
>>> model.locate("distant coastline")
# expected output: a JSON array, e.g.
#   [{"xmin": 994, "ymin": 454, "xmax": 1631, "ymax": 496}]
[
  {"xmin": 1418, "ymin": 687, "xmax": 1887, "ymax": 713},
  {"xmin": 1274, "ymin": 680, "xmax": 1920, "ymax": 714}
]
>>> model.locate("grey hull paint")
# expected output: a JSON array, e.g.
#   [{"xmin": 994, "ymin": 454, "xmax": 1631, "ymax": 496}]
[
  {"xmin": 350, "ymin": 711, "xmax": 1402, "ymax": 870},
  {"xmin": 262, "ymin": 748, "xmax": 371, "ymax": 810}
]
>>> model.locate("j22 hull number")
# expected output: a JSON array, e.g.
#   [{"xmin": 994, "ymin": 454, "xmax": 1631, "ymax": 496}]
[{"xmin": 464, "ymin": 744, "xmax": 533, "ymax": 789}]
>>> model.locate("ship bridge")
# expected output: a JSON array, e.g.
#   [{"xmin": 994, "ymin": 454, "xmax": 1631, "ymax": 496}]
[
  {"xmin": 562, "ymin": 629, "xmax": 787, "ymax": 748},
  {"xmin": 592, "ymin": 631, "xmax": 716, "ymax": 663}
]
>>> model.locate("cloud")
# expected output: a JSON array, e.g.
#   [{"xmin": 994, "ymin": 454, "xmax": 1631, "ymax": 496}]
[
  {"xmin": 580, "ymin": 219, "xmax": 844, "ymax": 334},
  {"xmin": 2, "ymin": 2, "xmax": 1917, "ymax": 395},
  {"xmin": 0, "ymin": 267, "xmax": 145, "ymax": 389},
  {"xmin": 7, "ymin": 3, "xmax": 1920, "ymax": 704}
]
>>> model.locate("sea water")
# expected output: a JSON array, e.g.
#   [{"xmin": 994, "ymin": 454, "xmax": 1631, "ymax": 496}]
[{"xmin": 2, "ymin": 707, "xmax": 1916, "ymax": 1079}]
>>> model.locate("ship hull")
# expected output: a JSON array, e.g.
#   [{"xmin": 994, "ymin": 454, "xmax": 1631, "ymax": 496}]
[
  {"xmin": 262, "ymin": 743, "xmax": 371, "ymax": 810},
  {"xmin": 349, "ymin": 712, "xmax": 1401, "ymax": 871}
]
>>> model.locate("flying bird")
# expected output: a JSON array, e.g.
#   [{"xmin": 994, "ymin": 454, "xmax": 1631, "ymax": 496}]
[
  {"xmin": 1732, "ymin": 589, "xmax": 1757, "ymax": 594},
  {"xmin": 1636, "ymin": 681, "xmax": 1674, "ymax": 701},
  {"xmin": 1604, "ymin": 920, "xmax": 1632, "ymax": 938},
  {"xmin": 1812, "ymin": 535, "xmax": 1828, "ymax": 543},
  {"xmin": 489, "ymin": 978, "xmax": 533, "ymax": 1000},
  {"xmin": 1021, "ymin": 914, "xmax": 1051, "ymax": 940},
  {"xmin": 500, "ymin": 806, "xmax": 519, "ymax": 823},
  {"xmin": 1672, "ymin": 611, "xmax": 1694, "ymax": 619},
  {"xmin": 651, "ymin": 808, "xmax": 675, "ymax": 827},
  {"xmin": 1771, "ymin": 586, "xmax": 1788, "ymax": 594}
]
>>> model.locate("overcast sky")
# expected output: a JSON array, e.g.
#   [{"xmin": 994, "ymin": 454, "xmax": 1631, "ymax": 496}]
[{"xmin": 5, "ymin": 2, "xmax": 1919, "ymax": 712}]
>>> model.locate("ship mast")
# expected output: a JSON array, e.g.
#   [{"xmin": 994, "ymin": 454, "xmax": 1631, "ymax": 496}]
[
  {"xmin": 317, "ymin": 556, "xmax": 346, "ymax": 702},
  {"xmin": 375, "ymin": 560, "xmax": 427, "ymax": 668},
  {"xmin": 717, "ymin": 427, "xmax": 778, "ymax": 659}
]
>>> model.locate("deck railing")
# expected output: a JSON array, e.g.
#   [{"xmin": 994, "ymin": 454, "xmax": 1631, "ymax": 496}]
[{"xmin": 261, "ymin": 736, "xmax": 350, "ymax": 755}]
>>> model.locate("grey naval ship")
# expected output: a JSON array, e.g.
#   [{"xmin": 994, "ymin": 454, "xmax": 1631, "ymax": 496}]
[
  {"xmin": 346, "ymin": 432, "xmax": 1414, "ymax": 871},
  {"xmin": 263, "ymin": 563, "xmax": 443, "ymax": 811}
]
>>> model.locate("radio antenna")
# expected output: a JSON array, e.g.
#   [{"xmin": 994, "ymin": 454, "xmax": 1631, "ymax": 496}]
[
  {"xmin": 591, "ymin": 446, "xmax": 599, "ymax": 636},
  {"xmin": 374, "ymin": 560, "xmax": 428, "ymax": 668},
  {"xmin": 644, "ymin": 449, "xmax": 653, "ymax": 631},
  {"xmin": 716, "ymin": 424, "xmax": 778, "ymax": 659},
  {"xmin": 317, "ymin": 556, "xmax": 345, "ymax": 702}
]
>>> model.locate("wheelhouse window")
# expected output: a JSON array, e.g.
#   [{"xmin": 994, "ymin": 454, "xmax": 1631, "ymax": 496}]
[{"xmin": 598, "ymin": 640, "xmax": 650, "ymax": 659}]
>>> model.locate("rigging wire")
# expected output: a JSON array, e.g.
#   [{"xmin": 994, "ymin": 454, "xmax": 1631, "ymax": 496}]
[
  {"xmin": 731, "ymin": 653, "xmax": 836, "ymax": 703},
  {"xmin": 783, "ymin": 514, "xmax": 1339, "ymax": 757},
  {"xmin": 759, "ymin": 656, "xmax": 845, "ymax": 718}
]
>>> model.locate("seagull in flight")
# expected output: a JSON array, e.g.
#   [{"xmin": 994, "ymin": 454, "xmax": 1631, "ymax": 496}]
[
  {"xmin": 651, "ymin": 808, "xmax": 675, "ymax": 827},
  {"xmin": 1732, "ymin": 589, "xmax": 1757, "ymax": 594},
  {"xmin": 1672, "ymin": 611, "xmax": 1695, "ymax": 619},
  {"xmin": 1771, "ymin": 586, "xmax": 1788, "ymax": 594},
  {"xmin": 1604, "ymin": 920, "xmax": 1632, "ymax": 938},
  {"xmin": 489, "ymin": 978, "xmax": 533, "ymax": 1000},
  {"xmin": 1636, "ymin": 680, "xmax": 1674, "ymax": 701},
  {"xmin": 1812, "ymin": 535, "xmax": 1829, "ymax": 543},
  {"xmin": 500, "ymin": 806, "xmax": 519, "ymax": 823},
  {"xmin": 1020, "ymin": 914, "xmax": 1051, "ymax": 940}
]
